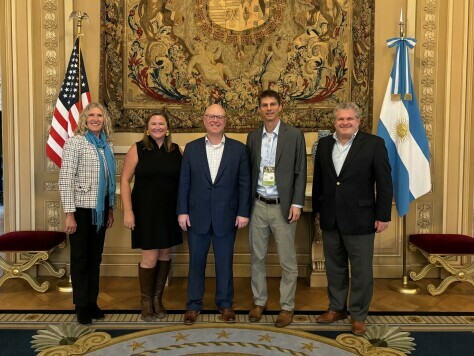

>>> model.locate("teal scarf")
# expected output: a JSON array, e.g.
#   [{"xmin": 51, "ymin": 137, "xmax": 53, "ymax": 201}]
[{"xmin": 85, "ymin": 131, "xmax": 116, "ymax": 231}]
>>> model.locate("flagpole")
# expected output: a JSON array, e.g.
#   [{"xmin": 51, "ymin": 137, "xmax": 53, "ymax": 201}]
[
  {"xmin": 56, "ymin": 11, "xmax": 89, "ymax": 294},
  {"xmin": 387, "ymin": 9, "xmax": 420, "ymax": 295},
  {"xmin": 77, "ymin": 16, "xmax": 83, "ymax": 104},
  {"xmin": 389, "ymin": 216, "xmax": 420, "ymax": 294},
  {"xmin": 72, "ymin": 11, "xmax": 89, "ymax": 110}
]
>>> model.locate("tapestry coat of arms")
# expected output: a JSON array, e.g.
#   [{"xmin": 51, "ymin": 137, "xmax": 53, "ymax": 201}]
[{"xmin": 101, "ymin": 0, "xmax": 374, "ymax": 132}]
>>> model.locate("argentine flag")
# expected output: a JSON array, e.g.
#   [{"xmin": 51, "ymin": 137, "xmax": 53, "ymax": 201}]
[{"xmin": 377, "ymin": 37, "xmax": 431, "ymax": 217}]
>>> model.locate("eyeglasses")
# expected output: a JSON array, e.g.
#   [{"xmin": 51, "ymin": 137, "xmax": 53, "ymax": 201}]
[{"xmin": 204, "ymin": 114, "xmax": 226, "ymax": 121}]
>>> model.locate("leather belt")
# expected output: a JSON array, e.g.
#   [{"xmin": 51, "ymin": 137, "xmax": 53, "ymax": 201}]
[{"xmin": 255, "ymin": 193, "xmax": 280, "ymax": 205}]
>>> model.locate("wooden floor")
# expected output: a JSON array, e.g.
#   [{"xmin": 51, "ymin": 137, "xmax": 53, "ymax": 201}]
[{"xmin": 0, "ymin": 276, "xmax": 473, "ymax": 312}]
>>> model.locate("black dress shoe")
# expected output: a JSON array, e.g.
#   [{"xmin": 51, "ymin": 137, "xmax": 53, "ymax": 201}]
[
  {"xmin": 89, "ymin": 303, "xmax": 105, "ymax": 320},
  {"xmin": 75, "ymin": 306, "xmax": 92, "ymax": 325}
]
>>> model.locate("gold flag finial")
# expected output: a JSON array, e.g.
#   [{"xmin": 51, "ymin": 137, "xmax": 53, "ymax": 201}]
[{"xmin": 69, "ymin": 11, "xmax": 90, "ymax": 35}]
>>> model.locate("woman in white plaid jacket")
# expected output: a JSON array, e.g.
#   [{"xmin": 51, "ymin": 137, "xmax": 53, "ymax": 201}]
[{"xmin": 58, "ymin": 102, "xmax": 116, "ymax": 325}]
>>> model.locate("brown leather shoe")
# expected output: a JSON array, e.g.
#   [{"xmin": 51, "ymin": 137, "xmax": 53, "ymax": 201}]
[
  {"xmin": 316, "ymin": 310, "xmax": 347, "ymax": 323},
  {"xmin": 351, "ymin": 320, "xmax": 366, "ymax": 335},
  {"xmin": 248, "ymin": 305, "xmax": 265, "ymax": 322},
  {"xmin": 275, "ymin": 310, "xmax": 294, "ymax": 327},
  {"xmin": 219, "ymin": 308, "xmax": 236, "ymax": 323},
  {"xmin": 184, "ymin": 310, "xmax": 200, "ymax": 325}
]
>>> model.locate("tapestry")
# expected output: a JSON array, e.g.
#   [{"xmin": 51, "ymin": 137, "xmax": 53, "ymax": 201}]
[{"xmin": 101, "ymin": 0, "xmax": 375, "ymax": 132}]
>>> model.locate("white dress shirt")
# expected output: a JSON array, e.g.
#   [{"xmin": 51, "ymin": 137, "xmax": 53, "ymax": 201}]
[
  {"xmin": 256, "ymin": 121, "xmax": 280, "ymax": 198},
  {"xmin": 332, "ymin": 131, "xmax": 358, "ymax": 176},
  {"xmin": 205, "ymin": 135, "xmax": 225, "ymax": 183}
]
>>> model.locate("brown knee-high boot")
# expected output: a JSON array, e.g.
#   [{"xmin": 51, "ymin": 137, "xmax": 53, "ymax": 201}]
[
  {"xmin": 154, "ymin": 260, "xmax": 171, "ymax": 318},
  {"xmin": 138, "ymin": 264, "xmax": 156, "ymax": 322}
]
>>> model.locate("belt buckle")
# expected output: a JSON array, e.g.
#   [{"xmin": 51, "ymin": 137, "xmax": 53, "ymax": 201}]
[{"xmin": 257, "ymin": 194, "xmax": 278, "ymax": 204}]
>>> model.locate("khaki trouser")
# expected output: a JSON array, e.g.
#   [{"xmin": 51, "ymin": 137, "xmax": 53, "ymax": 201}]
[{"xmin": 249, "ymin": 199, "xmax": 298, "ymax": 310}]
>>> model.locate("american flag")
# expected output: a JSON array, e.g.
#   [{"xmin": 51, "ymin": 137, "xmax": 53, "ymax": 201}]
[{"xmin": 46, "ymin": 37, "xmax": 91, "ymax": 167}]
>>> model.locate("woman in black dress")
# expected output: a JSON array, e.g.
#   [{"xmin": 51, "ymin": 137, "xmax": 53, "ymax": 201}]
[{"xmin": 121, "ymin": 110, "xmax": 183, "ymax": 321}]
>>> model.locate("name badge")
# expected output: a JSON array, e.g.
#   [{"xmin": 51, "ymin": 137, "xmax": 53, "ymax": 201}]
[{"xmin": 262, "ymin": 166, "xmax": 275, "ymax": 186}]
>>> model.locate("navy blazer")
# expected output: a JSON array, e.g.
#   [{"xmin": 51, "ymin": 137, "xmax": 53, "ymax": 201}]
[
  {"xmin": 312, "ymin": 131, "xmax": 393, "ymax": 235},
  {"xmin": 177, "ymin": 136, "xmax": 251, "ymax": 236}
]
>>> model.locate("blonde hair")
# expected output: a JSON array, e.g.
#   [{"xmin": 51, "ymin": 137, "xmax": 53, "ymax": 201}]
[
  {"xmin": 141, "ymin": 110, "xmax": 175, "ymax": 152},
  {"xmin": 75, "ymin": 102, "xmax": 114, "ymax": 141},
  {"xmin": 332, "ymin": 102, "xmax": 362, "ymax": 120}
]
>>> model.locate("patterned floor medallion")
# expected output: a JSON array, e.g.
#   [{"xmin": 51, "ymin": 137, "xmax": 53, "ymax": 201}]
[
  {"xmin": 4, "ymin": 311, "xmax": 472, "ymax": 355},
  {"xmin": 39, "ymin": 324, "xmax": 402, "ymax": 355}
]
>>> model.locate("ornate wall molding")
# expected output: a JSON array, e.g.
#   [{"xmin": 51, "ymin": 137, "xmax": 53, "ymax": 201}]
[
  {"xmin": 416, "ymin": 202, "xmax": 432, "ymax": 233},
  {"xmin": 115, "ymin": 157, "xmax": 124, "ymax": 175},
  {"xmin": 42, "ymin": 0, "xmax": 60, "ymax": 172},
  {"xmin": 470, "ymin": 0, "xmax": 474, "ymax": 236},
  {"xmin": 44, "ymin": 182, "xmax": 59, "ymax": 191},
  {"xmin": 414, "ymin": 0, "xmax": 437, "ymax": 233},
  {"xmin": 420, "ymin": 0, "xmax": 436, "ymax": 142},
  {"xmin": 45, "ymin": 201, "xmax": 61, "ymax": 231}
]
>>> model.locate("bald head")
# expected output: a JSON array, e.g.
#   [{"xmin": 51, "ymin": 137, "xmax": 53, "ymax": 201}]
[
  {"xmin": 205, "ymin": 104, "xmax": 226, "ymax": 116},
  {"xmin": 203, "ymin": 104, "xmax": 227, "ymax": 140}
]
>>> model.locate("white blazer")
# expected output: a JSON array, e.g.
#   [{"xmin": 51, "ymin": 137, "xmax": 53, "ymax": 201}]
[{"xmin": 58, "ymin": 135, "xmax": 114, "ymax": 213}]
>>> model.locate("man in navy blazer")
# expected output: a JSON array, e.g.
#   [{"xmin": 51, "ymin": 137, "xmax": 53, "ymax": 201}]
[
  {"xmin": 312, "ymin": 102, "xmax": 393, "ymax": 336},
  {"xmin": 177, "ymin": 104, "xmax": 251, "ymax": 325}
]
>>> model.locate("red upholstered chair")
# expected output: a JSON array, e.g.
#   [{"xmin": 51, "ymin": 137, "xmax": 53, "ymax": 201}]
[
  {"xmin": 409, "ymin": 234, "xmax": 474, "ymax": 295},
  {"xmin": 0, "ymin": 231, "xmax": 66, "ymax": 292}
]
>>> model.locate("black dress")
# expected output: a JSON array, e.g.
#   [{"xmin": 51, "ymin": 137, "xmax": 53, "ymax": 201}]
[{"xmin": 131, "ymin": 141, "xmax": 183, "ymax": 249}]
